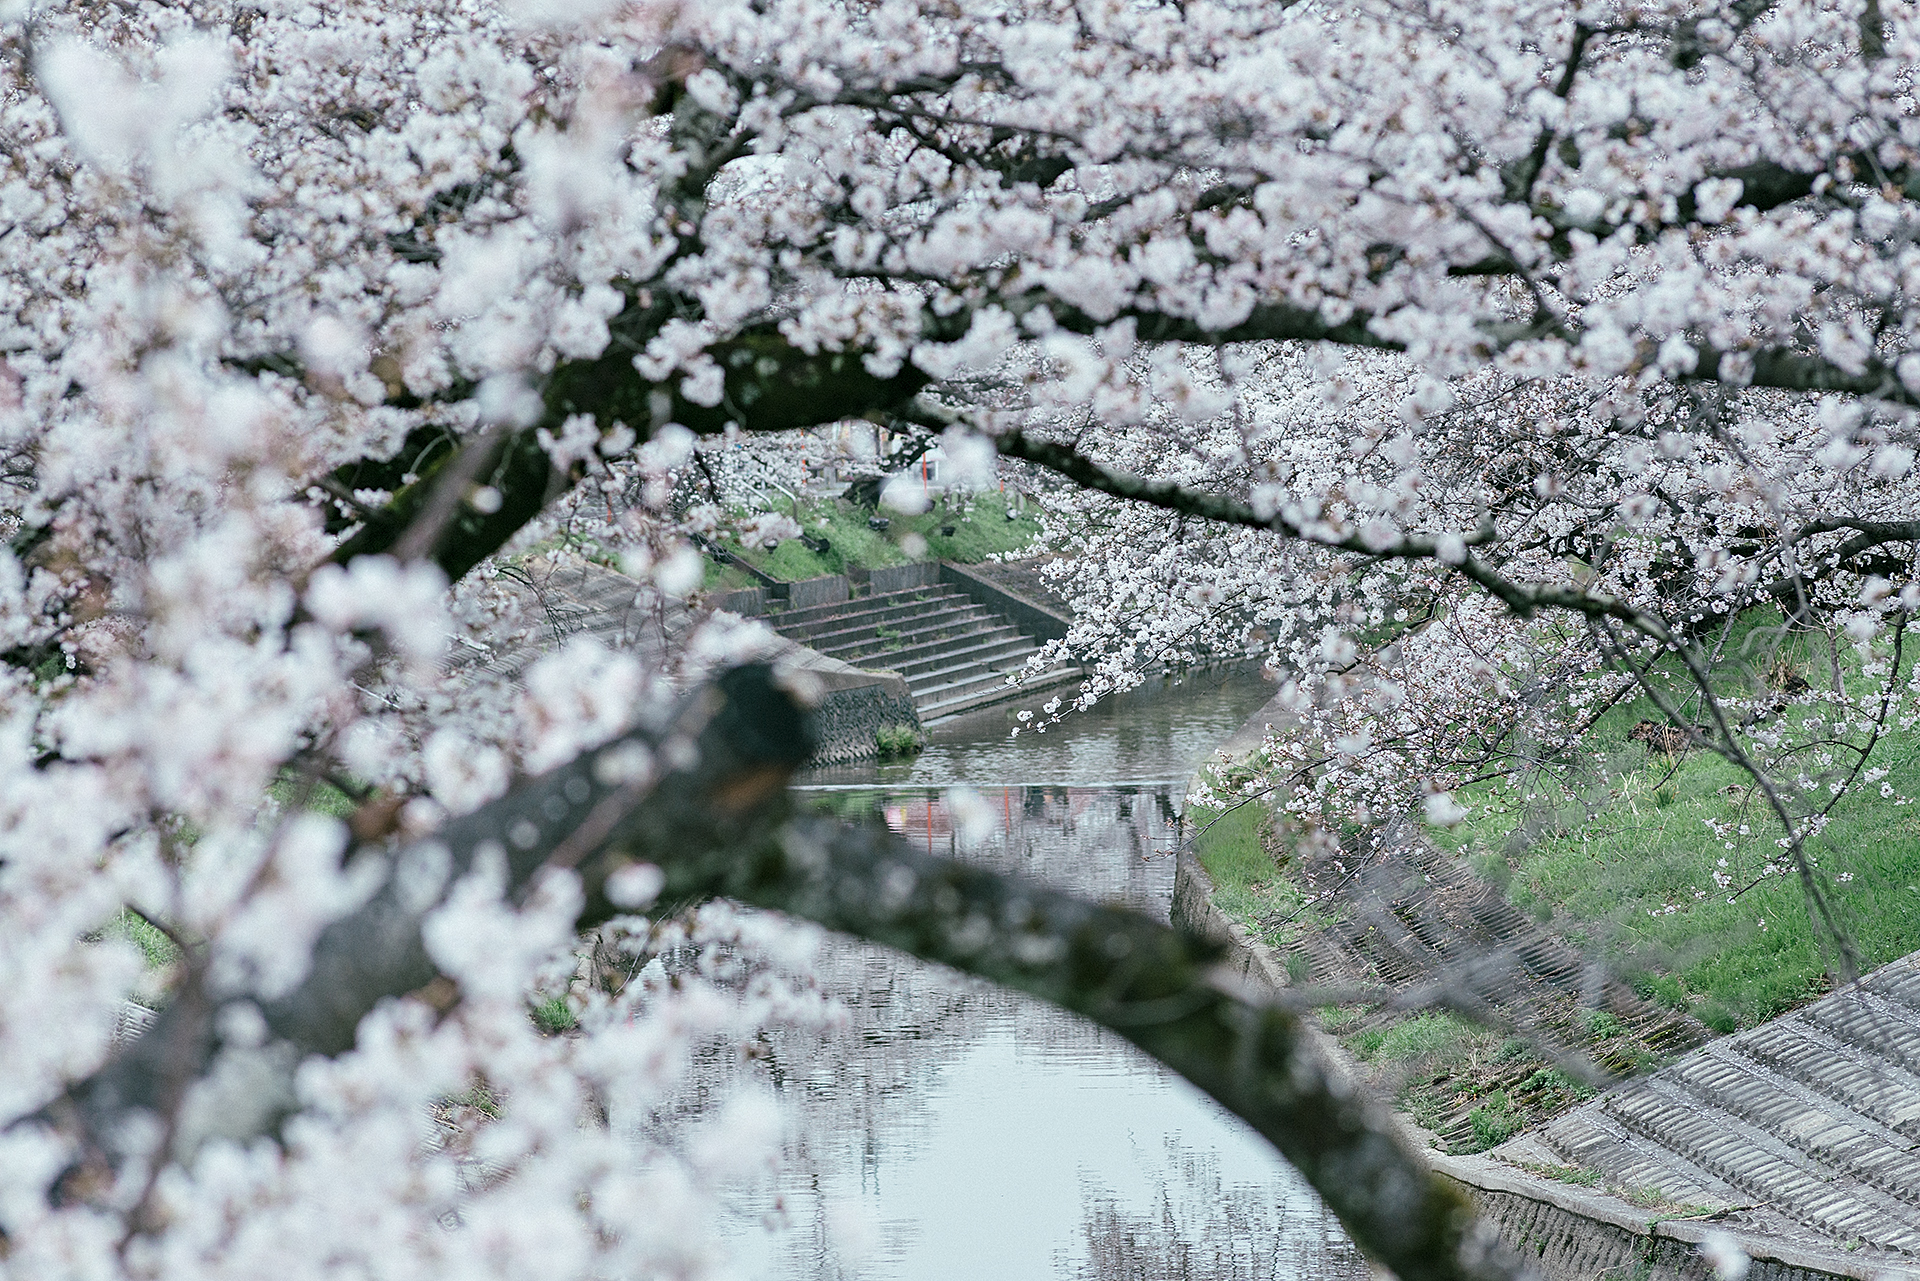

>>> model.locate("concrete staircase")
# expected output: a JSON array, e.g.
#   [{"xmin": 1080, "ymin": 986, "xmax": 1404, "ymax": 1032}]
[{"xmin": 766, "ymin": 584, "xmax": 1073, "ymax": 721}]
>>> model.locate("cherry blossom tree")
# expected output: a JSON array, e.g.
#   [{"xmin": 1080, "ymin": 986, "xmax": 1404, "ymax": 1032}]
[{"xmin": 3, "ymin": 0, "xmax": 1917, "ymax": 1279}]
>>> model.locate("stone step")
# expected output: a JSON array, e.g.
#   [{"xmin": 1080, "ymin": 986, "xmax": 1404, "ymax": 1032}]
[
  {"xmin": 768, "ymin": 586, "xmax": 957, "ymax": 631},
  {"xmin": 889, "ymin": 636, "xmax": 1039, "ymax": 681},
  {"xmin": 771, "ymin": 586, "xmax": 966, "ymax": 630},
  {"xmin": 1802, "ymin": 989, "xmax": 1920, "ymax": 1078},
  {"xmin": 1668, "ymin": 1046, "xmax": 1920, "ymax": 1203},
  {"xmin": 770, "ymin": 597, "xmax": 961, "ymax": 639},
  {"xmin": 913, "ymin": 664, "xmax": 1027, "ymax": 703},
  {"xmin": 762, "ymin": 572, "xmax": 1073, "ymax": 721},
  {"xmin": 794, "ymin": 601, "xmax": 998, "ymax": 652},
  {"xmin": 904, "ymin": 663, "xmax": 1035, "ymax": 706},
  {"xmin": 1535, "ymin": 1110, "xmax": 1744, "ymax": 1207},
  {"xmin": 915, "ymin": 663, "xmax": 1079, "ymax": 720},
  {"xmin": 1733, "ymin": 1023, "xmax": 1920, "ymax": 1137},
  {"xmin": 820, "ymin": 624, "xmax": 1026, "ymax": 671},
  {"xmin": 1601, "ymin": 1079, "xmax": 1920, "ymax": 1248},
  {"xmin": 867, "ymin": 633, "xmax": 1033, "ymax": 679}
]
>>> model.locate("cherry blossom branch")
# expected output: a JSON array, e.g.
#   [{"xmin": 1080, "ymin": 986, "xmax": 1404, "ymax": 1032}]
[
  {"xmin": 986, "ymin": 425, "xmax": 1677, "ymax": 642},
  {"xmin": 51, "ymin": 664, "xmax": 1532, "ymax": 1281}
]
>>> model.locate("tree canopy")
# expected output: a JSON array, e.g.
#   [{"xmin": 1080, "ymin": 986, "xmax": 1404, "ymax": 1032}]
[{"xmin": 2, "ymin": 1, "xmax": 1917, "ymax": 1278}]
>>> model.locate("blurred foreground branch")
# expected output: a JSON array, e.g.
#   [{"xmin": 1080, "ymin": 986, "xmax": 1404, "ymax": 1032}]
[{"xmin": 53, "ymin": 666, "xmax": 1529, "ymax": 1281}]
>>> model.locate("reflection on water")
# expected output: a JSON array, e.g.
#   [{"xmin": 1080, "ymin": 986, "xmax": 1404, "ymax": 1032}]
[
  {"xmin": 802, "ymin": 667, "xmax": 1280, "ymax": 793},
  {"xmin": 1071, "ymin": 1141, "xmax": 1363, "ymax": 1281},
  {"xmin": 729, "ymin": 670, "xmax": 1365, "ymax": 1281}
]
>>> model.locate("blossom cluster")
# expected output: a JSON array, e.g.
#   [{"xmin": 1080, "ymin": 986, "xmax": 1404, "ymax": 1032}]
[{"xmin": 2, "ymin": 0, "xmax": 1919, "ymax": 1273}]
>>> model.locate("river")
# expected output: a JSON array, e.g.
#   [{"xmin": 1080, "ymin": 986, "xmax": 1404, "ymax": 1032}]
[{"xmin": 717, "ymin": 668, "xmax": 1365, "ymax": 1281}]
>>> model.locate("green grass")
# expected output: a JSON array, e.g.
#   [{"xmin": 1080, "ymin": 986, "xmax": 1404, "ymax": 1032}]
[
  {"xmin": 530, "ymin": 995, "xmax": 578, "ymax": 1034},
  {"xmin": 1195, "ymin": 608, "xmax": 1920, "ymax": 1037},
  {"xmin": 1189, "ymin": 609, "xmax": 1920, "ymax": 1152},
  {"xmin": 266, "ymin": 772, "xmax": 360, "ymax": 819},
  {"xmin": 440, "ymin": 1079, "xmax": 502, "ymax": 1118},
  {"xmin": 108, "ymin": 908, "xmax": 182, "ymax": 970},
  {"xmin": 1420, "ymin": 613, "xmax": 1920, "ymax": 1032},
  {"xmin": 1434, "ymin": 715, "xmax": 1920, "ymax": 1030},
  {"xmin": 702, "ymin": 559, "xmax": 762, "ymax": 591},
  {"xmin": 1189, "ymin": 797, "xmax": 1323, "ymax": 947},
  {"xmin": 875, "ymin": 724, "xmax": 924, "ymax": 757},
  {"xmin": 1468, "ymin": 1090, "xmax": 1526, "ymax": 1147},
  {"xmin": 718, "ymin": 492, "xmax": 1041, "ymax": 582},
  {"xmin": 1522, "ymin": 1162, "xmax": 1603, "ymax": 1188},
  {"xmin": 1350, "ymin": 1013, "xmax": 1477, "ymax": 1063}
]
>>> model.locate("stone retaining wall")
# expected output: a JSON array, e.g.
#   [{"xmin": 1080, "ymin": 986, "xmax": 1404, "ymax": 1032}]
[
  {"xmin": 766, "ymin": 639, "xmax": 921, "ymax": 766},
  {"xmin": 716, "ymin": 563, "xmax": 942, "ymax": 618},
  {"xmin": 866, "ymin": 560, "xmax": 942, "ymax": 594},
  {"xmin": 805, "ymin": 673, "xmax": 921, "ymax": 765}
]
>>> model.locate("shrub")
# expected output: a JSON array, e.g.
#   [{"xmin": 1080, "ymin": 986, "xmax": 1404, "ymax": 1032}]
[
  {"xmin": 1582, "ymin": 1010, "xmax": 1626, "ymax": 1040},
  {"xmin": 875, "ymin": 724, "xmax": 924, "ymax": 757},
  {"xmin": 1468, "ymin": 1091, "xmax": 1525, "ymax": 1148},
  {"xmin": 531, "ymin": 995, "xmax": 578, "ymax": 1035}
]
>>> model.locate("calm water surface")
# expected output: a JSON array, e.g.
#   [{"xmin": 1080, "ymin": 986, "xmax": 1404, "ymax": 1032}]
[{"xmin": 728, "ymin": 670, "xmax": 1364, "ymax": 1281}]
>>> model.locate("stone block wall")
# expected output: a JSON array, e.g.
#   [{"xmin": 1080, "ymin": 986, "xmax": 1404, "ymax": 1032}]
[
  {"xmin": 787, "ymin": 574, "xmax": 850, "ymax": 610},
  {"xmin": 715, "ymin": 585, "xmax": 772, "ymax": 616},
  {"xmin": 806, "ymin": 676, "xmax": 921, "ymax": 765},
  {"xmin": 866, "ymin": 561, "xmax": 942, "ymax": 594}
]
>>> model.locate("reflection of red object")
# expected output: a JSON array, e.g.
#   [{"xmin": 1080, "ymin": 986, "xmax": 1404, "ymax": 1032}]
[
  {"xmin": 884, "ymin": 789, "xmax": 1099, "ymax": 848},
  {"xmin": 884, "ymin": 797, "xmax": 950, "ymax": 852}
]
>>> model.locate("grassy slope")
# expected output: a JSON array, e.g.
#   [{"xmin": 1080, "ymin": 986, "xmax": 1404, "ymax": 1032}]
[
  {"xmin": 1191, "ymin": 615, "xmax": 1920, "ymax": 1150},
  {"xmin": 1189, "ymin": 799, "xmax": 1322, "ymax": 947},
  {"xmin": 1433, "ymin": 698, "xmax": 1920, "ymax": 1032},
  {"xmin": 1200, "ymin": 622, "xmax": 1920, "ymax": 1031},
  {"xmin": 710, "ymin": 491, "xmax": 1041, "ymax": 585}
]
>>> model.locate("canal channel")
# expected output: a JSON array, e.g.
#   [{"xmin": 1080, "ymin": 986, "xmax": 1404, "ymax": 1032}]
[{"xmin": 719, "ymin": 668, "xmax": 1367, "ymax": 1281}]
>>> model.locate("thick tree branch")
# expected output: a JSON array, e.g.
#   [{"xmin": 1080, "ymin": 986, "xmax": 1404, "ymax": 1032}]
[
  {"xmin": 51, "ymin": 664, "xmax": 1532, "ymax": 1281},
  {"xmin": 315, "ymin": 285, "xmax": 1920, "ymax": 590},
  {"xmin": 330, "ymin": 321, "xmax": 932, "ymax": 581},
  {"xmin": 988, "ymin": 425, "xmax": 1675, "ymax": 642},
  {"xmin": 50, "ymin": 664, "xmax": 809, "ymax": 1186},
  {"xmin": 753, "ymin": 815, "xmax": 1528, "ymax": 1281}
]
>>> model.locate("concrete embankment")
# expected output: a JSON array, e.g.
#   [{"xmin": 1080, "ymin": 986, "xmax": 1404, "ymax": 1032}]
[
  {"xmin": 1174, "ymin": 698, "xmax": 1918, "ymax": 1281},
  {"xmin": 1171, "ymin": 850, "xmax": 1911, "ymax": 1281}
]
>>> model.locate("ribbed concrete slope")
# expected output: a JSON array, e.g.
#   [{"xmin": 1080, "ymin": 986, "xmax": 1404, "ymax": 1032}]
[
  {"xmin": 767, "ymin": 585, "xmax": 1076, "ymax": 720},
  {"xmin": 1495, "ymin": 950, "xmax": 1920, "ymax": 1263}
]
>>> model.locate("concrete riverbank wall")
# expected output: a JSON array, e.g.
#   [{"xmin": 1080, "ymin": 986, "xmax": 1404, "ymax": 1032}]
[
  {"xmin": 773, "ymin": 644, "xmax": 920, "ymax": 766},
  {"xmin": 1169, "ymin": 851, "xmax": 1908, "ymax": 1281}
]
